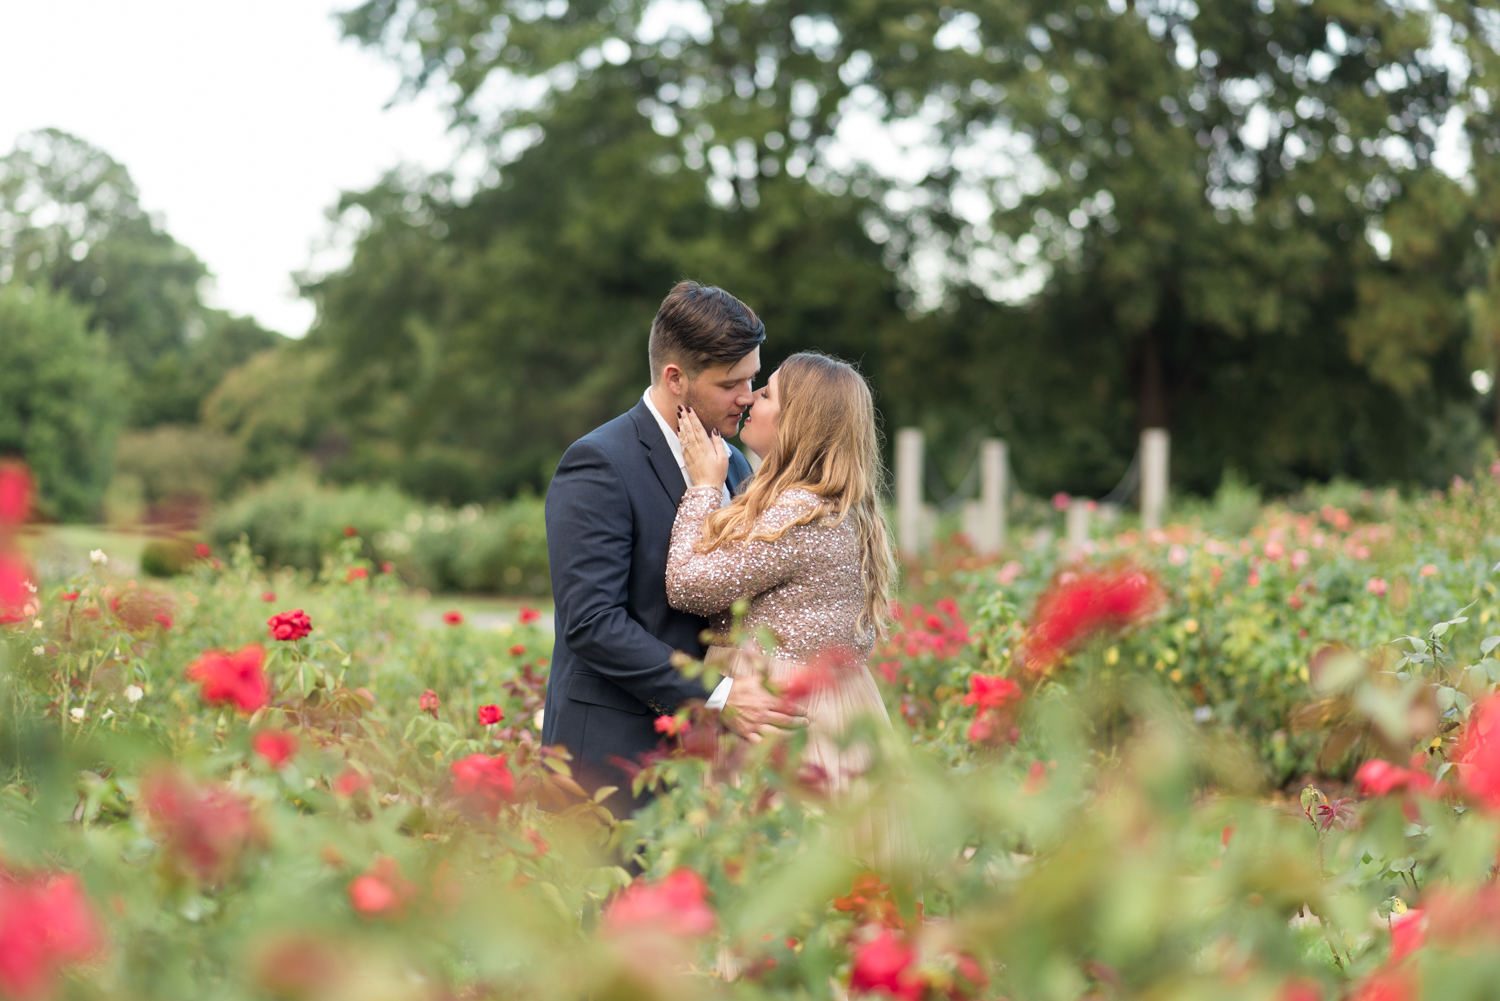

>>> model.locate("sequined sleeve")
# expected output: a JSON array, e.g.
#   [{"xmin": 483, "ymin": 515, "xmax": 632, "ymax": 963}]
[{"xmin": 666, "ymin": 486, "xmax": 815, "ymax": 616}]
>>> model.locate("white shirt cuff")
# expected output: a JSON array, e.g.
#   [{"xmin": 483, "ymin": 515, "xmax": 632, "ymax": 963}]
[{"xmin": 705, "ymin": 676, "xmax": 734, "ymax": 711}]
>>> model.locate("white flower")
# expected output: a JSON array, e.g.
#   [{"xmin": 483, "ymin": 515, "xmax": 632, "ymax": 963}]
[
  {"xmin": 124, "ymin": 685, "xmax": 143, "ymax": 703},
  {"xmin": 24, "ymin": 580, "xmax": 36, "ymax": 593},
  {"xmin": 90, "ymin": 549, "xmax": 108, "ymax": 564},
  {"xmin": 31, "ymin": 619, "xmax": 41, "ymax": 629},
  {"xmin": 32, "ymin": 646, "xmax": 44, "ymax": 656},
  {"xmin": 69, "ymin": 707, "xmax": 85, "ymax": 721}
]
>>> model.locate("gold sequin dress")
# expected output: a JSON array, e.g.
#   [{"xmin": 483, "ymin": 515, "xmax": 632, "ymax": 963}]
[{"xmin": 666, "ymin": 485, "xmax": 896, "ymax": 802}]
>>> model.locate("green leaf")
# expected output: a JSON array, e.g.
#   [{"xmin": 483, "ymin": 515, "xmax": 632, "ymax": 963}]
[{"xmin": 1388, "ymin": 856, "xmax": 1415, "ymax": 873}]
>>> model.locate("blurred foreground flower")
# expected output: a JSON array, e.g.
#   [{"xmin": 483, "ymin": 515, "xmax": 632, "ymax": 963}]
[
  {"xmin": 653, "ymin": 714, "xmax": 689, "ymax": 738},
  {"xmin": 963, "ymin": 675, "xmax": 1023, "ymax": 747},
  {"xmin": 186, "ymin": 645, "xmax": 270, "ymax": 713},
  {"xmin": 419, "ymin": 690, "xmax": 440, "ymax": 717},
  {"xmin": 450, "ymin": 753, "xmax": 515, "ymax": 817},
  {"xmin": 1355, "ymin": 758, "xmax": 1433, "ymax": 798},
  {"xmin": 252, "ymin": 731, "xmax": 299, "ymax": 769},
  {"xmin": 267, "ymin": 609, "xmax": 312, "ymax": 642},
  {"xmin": 333, "ymin": 768, "xmax": 371, "ymax": 798},
  {"xmin": 142, "ymin": 769, "xmax": 264, "ymax": 883},
  {"xmin": 0, "ymin": 463, "xmax": 32, "ymax": 526},
  {"xmin": 850, "ymin": 928, "xmax": 920, "ymax": 1000},
  {"xmin": 604, "ymin": 868, "xmax": 715, "ymax": 937},
  {"xmin": 347, "ymin": 856, "xmax": 416, "ymax": 919},
  {"xmin": 1018, "ymin": 564, "xmax": 1163, "ymax": 674},
  {"xmin": 443, "ymin": 610, "xmax": 463, "ymax": 625},
  {"xmin": 0, "ymin": 556, "xmax": 32, "ymax": 625},
  {"xmin": 518, "ymin": 606, "xmax": 542, "ymax": 625},
  {"xmin": 0, "ymin": 870, "xmax": 102, "ymax": 999},
  {"xmin": 1457, "ymin": 695, "xmax": 1500, "ymax": 810}
]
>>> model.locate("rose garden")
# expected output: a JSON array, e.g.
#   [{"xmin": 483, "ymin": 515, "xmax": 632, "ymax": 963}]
[{"xmin": 6, "ymin": 456, "xmax": 1500, "ymax": 1001}]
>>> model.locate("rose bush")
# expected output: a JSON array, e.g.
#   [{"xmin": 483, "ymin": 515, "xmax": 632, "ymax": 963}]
[{"xmin": 6, "ymin": 472, "xmax": 1500, "ymax": 997}]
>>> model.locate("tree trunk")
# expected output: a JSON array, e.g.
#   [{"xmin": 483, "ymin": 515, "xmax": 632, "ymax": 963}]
[{"xmin": 1138, "ymin": 327, "xmax": 1169, "ymax": 430}]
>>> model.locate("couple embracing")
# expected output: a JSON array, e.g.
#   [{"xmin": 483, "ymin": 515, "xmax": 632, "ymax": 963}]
[{"xmin": 542, "ymin": 280, "xmax": 897, "ymax": 823}]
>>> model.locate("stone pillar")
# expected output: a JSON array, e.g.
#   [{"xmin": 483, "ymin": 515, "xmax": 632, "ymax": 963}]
[
  {"xmin": 1141, "ymin": 428, "xmax": 1170, "ymax": 531},
  {"xmin": 973, "ymin": 439, "xmax": 1007, "ymax": 554},
  {"xmin": 1066, "ymin": 498, "xmax": 1092, "ymax": 551},
  {"xmin": 895, "ymin": 428, "xmax": 924, "ymax": 561}
]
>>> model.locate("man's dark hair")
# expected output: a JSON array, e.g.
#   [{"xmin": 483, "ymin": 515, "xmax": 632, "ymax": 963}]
[{"xmin": 648, "ymin": 280, "xmax": 766, "ymax": 382}]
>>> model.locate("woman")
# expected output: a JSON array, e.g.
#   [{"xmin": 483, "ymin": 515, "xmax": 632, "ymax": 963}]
[{"xmin": 665, "ymin": 351, "xmax": 897, "ymax": 803}]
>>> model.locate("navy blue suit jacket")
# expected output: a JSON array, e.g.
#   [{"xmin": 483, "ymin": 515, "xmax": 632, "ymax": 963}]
[{"xmin": 542, "ymin": 398, "xmax": 752, "ymax": 814}]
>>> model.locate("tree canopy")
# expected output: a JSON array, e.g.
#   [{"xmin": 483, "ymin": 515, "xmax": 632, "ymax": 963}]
[
  {"xmin": 315, "ymin": 0, "xmax": 1500, "ymax": 498},
  {"xmin": 0, "ymin": 130, "xmax": 284, "ymax": 430}
]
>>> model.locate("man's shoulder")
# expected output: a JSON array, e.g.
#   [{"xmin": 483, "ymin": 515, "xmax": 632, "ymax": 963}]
[{"xmin": 568, "ymin": 403, "xmax": 649, "ymax": 454}]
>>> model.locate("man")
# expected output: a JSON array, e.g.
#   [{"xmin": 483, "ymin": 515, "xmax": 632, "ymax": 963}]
[{"xmin": 542, "ymin": 281, "xmax": 804, "ymax": 817}]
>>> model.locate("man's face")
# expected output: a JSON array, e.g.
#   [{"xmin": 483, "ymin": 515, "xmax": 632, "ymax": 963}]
[{"xmin": 682, "ymin": 348, "xmax": 761, "ymax": 438}]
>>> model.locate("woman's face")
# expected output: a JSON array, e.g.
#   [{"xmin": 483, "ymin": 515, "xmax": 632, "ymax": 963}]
[{"xmin": 738, "ymin": 369, "xmax": 781, "ymax": 459}]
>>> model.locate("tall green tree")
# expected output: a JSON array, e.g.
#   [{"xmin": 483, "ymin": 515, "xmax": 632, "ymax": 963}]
[
  {"xmin": 303, "ymin": 71, "xmax": 905, "ymax": 500},
  {"xmin": 337, "ymin": 0, "xmax": 1499, "ymax": 495},
  {"xmin": 0, "ymin": 130, "xmax": 284, "ymax": 428},
  {"xmin": 0, "ymin": 285, "xmax": 124, "ymax": 520}
]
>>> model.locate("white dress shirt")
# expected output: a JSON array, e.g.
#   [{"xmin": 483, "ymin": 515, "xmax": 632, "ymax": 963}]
[{"xmin": 643, "ymin": 388, "xmax": 735, "ymax": 710}]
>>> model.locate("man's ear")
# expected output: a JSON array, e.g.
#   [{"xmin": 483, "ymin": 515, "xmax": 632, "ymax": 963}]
[{"xmin": 660, "ymin": 363, "xmax": 686, "ymax": 398}]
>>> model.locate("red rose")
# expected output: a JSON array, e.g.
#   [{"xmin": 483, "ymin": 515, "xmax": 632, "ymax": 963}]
[
  {"xmin": 604, "ymin": 868, "xmax": 715, "ymax": 937},
  {"xmin": 518, "ymin": 606, "xmax": 542, "ymax": 625},
  {"xmin": 345, "ymin": 567, "xmax": 368, "ymax": 583},
  {"xmin": 252, "ymin": 731, "xmax": 299, "ymax": 769},
  {"xmin": 850, "ymin": 928, "xmax": 923, "ymax": 1000},
  {"xmin": 449, "ymin": 753, "xmax": 515, "ymax": 817},
  {"xmin": 443, "ymin": 611, "xmax": 464, "ymax": 626},
  {"xmin": 0, "ymin": 870, "xmax": 102, "ymax": 999},
  {"xmin": 186, "ymin": 645, "xmax": 270, "ymax": 713},
  {"xmin": 343, "ymin": 526, "xmax": 358, "ymax": 538},
  {"xmin": 333, "ymin": 769, "xmax": 371, "ymax": 798},
  {"xmin": 1355, "ymin": 759, "xmax": 1432, "ymax": 798},
  {"xmin": 1019, "ymin": 564, "xmax": 1163, "ymax": 674},
  {"xmin": 654, "ymin": 715, "xmax": 689, "ymax": 738},
  {"xmin": 509, "ymin": 644, "xmax": 526, "ymax": 657},
  {"xmin": 267, "ymin": 609, "xmax": 313, "ymax": 642},
  {"xmin": 194, "ymin": 543, "xmax": 211, "ymax": 558},
  {"xmin": 347, "ymin": 856, "xmax": 414, "ymax": 918},
  {"xmin": 419, "ymin": 690, "xmax": 440, "ymax": 717},
  {"xmin": 141, "ymin": 769, "xmax": 263, "ymax": 882},
  {"xmin": 477, "ymin": 704, "xmax": 503, "ymax": 726},
  {"xmin": 261, "ymin": 591, "xmax": 276, "ymax": 603},
  {"xmin": 381, "ymin": 561, "xmax": 394, "ymax": 574},
  {"xmin": 0, "ymin": 555, "xmax": 32, "ymax": 625},
  {"xmin": 963, "ymin": 675, "xmax": 1022, "ymax": 711},
  {"xmin": 60, "ymin": 590, "xmax": 79, "ymax": 603}
]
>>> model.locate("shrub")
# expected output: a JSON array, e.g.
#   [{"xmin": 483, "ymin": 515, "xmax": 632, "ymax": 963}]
[
  {"xmin": 210, "ymin": 474, "xmax": 550, "ymax": 595},
  {"xmin": 140, "ymin": 537, "xmax": 199, "ymax": 577}
]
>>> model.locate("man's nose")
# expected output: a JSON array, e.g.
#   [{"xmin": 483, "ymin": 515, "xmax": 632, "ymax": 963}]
[{"xmin": 733, "ymin": 383, "xmax": 754, "ymax": 405}]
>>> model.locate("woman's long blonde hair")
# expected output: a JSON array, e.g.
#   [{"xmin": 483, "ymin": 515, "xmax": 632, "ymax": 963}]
[{"xmin": 697, "ymin": 352, "xmax": 896, "ymax": 638}]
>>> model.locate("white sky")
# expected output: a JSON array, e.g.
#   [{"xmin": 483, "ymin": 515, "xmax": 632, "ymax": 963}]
[{"xmin": 0, "ymin": 1, "xmax": 462, "ymax": 337}]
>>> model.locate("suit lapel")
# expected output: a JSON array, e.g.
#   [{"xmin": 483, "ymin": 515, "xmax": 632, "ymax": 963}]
[
  {"xmin": 726, "ymin": 448, "xmax": 750, "ymax": 497},
  {"xmin": 630, "ymin": 400, "xmax": 688, "ymax": 508}
]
